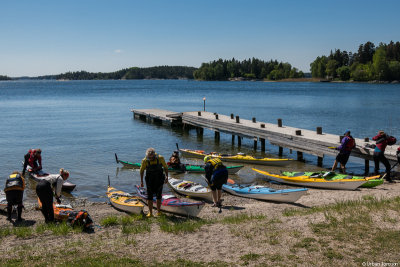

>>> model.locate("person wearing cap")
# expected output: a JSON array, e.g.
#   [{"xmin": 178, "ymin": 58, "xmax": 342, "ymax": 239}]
[
  {"xmin": 4, "ymin": 171, "xmax": 25, "ymax": 222},
  {"xmin": 331, "ymin": 130, "xmax": 355, "ymax": 174},
  {"xmin": 140, "ymin": 148, "xmax": 169, "ymax": 217},
  {"xmin": 168, "ymin": 151, "xmax": 186, "ymax": 172},
  {"xmin": 22, "ymin": 149, "xmax": 42, "ymax": 175},
  {"xmin": 372, "ymin": 130, "xmax": 393, "ymax": 182},
  {"xmin": 204, "ymin": 155, "xmax": 228, "ymax": 207},
  {"xmin": 36, "ymin": 168, "xmax": 69, "ymax": 223}
]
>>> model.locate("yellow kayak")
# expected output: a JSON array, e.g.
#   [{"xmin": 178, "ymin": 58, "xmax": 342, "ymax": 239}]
[
  {"xmin": 107, "ymin": 186, "xmax": 144, "ymax": 214},
  {"xmin": 253, "ymin": 168, "xmax": 375, "ymax": 190},
  {"xmin": 179, "ymin": 149, "xmax": 293, "ymax": 166}
]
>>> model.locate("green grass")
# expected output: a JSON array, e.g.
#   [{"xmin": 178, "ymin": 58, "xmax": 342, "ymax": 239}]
[
  {"xmin": 35, "ymin": 222, "xmax": 83, "ymax": 236},
  {"xmin": 100, "ymin": 215, "xmax": 119, "ymax": 227},
  {"xmin": 240, "ymin": 253, "xmax": 262, "ymax": 261},
  {"xmin": 122, "ymin": 222, "xmax": 151, "ymax": 234},
  {"xmin": 158, "ymin": 216, "xmax": 211, "ymax": 234},
  {"xmin": 0, "ymin": 226, "xmax": 33, "ymax": 239}
]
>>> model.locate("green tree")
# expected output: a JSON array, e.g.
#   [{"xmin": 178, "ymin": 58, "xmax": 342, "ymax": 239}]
[
  {"xmin": 326, "ymin": 59, "xmax": 338, "ymax": 78},
  {"xmin": 351, "ymin": 63, "xmax": 372, "ymax": 81},
  {"xmin": 372, "ymin": 46, "xmax": 388, "ymax": 80},
  {"xmin": 388, "ymin": 61, "xmax": 400, "ymax": 80},
  {"xmin": 337, "ymin": 66, "xmax": 351, "ymax": 81}
]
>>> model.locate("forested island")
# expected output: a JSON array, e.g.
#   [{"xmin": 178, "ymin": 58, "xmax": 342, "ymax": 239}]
[
  {"xmin": 56, "ymin": 66, "xmax": 196, "ymax": 80},
  {"xmin": 193, "ymin": 58, "xmax": 304, "ymax": 80},
  {"xmin": 0, "ymin": 75, "xmax": 12, "ymax": 81},
  {"xmin": 310, "ymin": 41, "xmax": 400, "ymax": 82}
]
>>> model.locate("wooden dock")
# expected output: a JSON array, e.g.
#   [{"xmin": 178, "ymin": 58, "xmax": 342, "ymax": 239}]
[{"xmin": 131, "ymin": 109, "xmax": 398, "ymax": 170}]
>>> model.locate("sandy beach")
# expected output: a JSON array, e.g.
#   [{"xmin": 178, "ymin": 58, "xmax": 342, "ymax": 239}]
[{"xmin": 1, "ymin": 179, "xmax": 400, "ymax": 266}]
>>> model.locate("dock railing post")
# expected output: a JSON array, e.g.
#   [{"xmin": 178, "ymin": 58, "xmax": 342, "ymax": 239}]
[
  {"xmin": 316, "ymin": 127, "xmax": 322, "ymax": 135},
  {"xmin": 277, "ymin": 118, "xmax": 282, "ymax": 127},
  {"xmin": 236, "ymin": 116, "xmax": 240, "ymax": 123}
]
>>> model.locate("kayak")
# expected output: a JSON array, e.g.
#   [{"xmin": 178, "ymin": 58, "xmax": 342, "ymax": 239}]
[
  {"xmin": 222, "ymin": 181, "xmax": 307, "ymax": 203},
  {"xmin": 0, "ymin": 190, "xmax": 6, "ymax": 211},
  {"xmin": 179, "ymin": 149, "xmax": 293, "ymax": 166},
  {"xmin": 107, "ymin": 186, "xmax": 144, "ymax": 214},
  {"xmin": 253, "ymin": 168, "xmax": 373, "ymax": 190},
  {"xmin": 28, "ymin": 170, "xmax": 76, "ymax": 192},
  {"xmin": 168, "ymin": 177, "xmax": 212, "ymax": 201},
  {"xmin": 115, "ymin": 153, "xmax": 243, "ymax": 174},
  {"xmin": 281, "ymin": 171, "xmax": 383, "ymax": 188},
  {"xmin": 135, "ymin": 185, "xmax": 205, "ymax": 217}
]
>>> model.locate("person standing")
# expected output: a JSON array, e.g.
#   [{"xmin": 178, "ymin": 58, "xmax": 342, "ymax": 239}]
[
  {"xmin": 140, "ymin": 148, "xmax": 169, "ymax": 217},
  {"xmin": 204, "ymin": 156, "xmax": 228, "ymax": 207},
  {"xmin": 36, "ymin": 168, "xmax": 69, "ymax": 223},
  {"xmin": 22, "ymin": 149, "xmax": 42, "ymax": 175},
  {"xmin": 331, "ymin": 130, "xmax": 355, "ymax": 174},
  {"xmin": 372, "ymin": 130, "xmax": 394, "ymax": 183},
  {"xmin": 4, "ymin": 171, "xmax": 25, "ymax": 222}
]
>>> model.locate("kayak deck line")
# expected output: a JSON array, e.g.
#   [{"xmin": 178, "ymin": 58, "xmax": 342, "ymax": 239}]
[{"xmin": 131, "ymin": 109, "xmax": 398, "ymax": 171}]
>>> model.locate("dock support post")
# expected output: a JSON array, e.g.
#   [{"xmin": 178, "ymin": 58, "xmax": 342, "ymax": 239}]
[
  {"xmin": 215, "ymin": 131, "xmax": 220, "ymax": 141},
  {"xmin": 365, "ymin": 160, "xmax": 369, "ymax": 175},
  {"xmin": 279, "ymin": 147, "xmax": 283, "ymax": 156},
  {"xmin": 196, "ymin": 127, "xmax": 203, "ymax": 136},
  {"xmin": 297, "ymin": 151, "xmax": 303, "ymax": 161},
  {"xmin": 253, "ymin": 138, "xmax": 257, "ymax": 150},
  {"xmin": 260, "ymin": 138, "xmax": 265, "ymax": 152},
  {"xmin": 237, "ymin": 136, "xmax": 241, "ymax": 147},
  {"xmin": 364, "ymin": 138, "xmax": 370, "ymax": 175},
  {"xmin": 232, "ymin": 135, "xmax": 235, "ymax": 144},
  {"xmin": 317, "ymin": 156, "xmax": 323, "ymax": 167}
]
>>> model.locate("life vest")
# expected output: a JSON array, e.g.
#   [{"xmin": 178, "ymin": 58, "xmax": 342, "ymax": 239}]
[
  {"xmin": 206, "ymin": 158, "xmax": 223, "ymax": 171},
  {"xmin": 344, "ymin": 136, "xmax": 355, "ymax": 151},
  {"xmin": 145, "ymin": 155, "xmax": 164, "ymax": 181},
  {"xmin": 4, "ymin": 173, "xmax": 25, "ymax": 192}
]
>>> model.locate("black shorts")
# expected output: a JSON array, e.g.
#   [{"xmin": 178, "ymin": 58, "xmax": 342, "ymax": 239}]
[
  {"xmin": 210, "ymin": 167, "xmax": 228, "ymax": 191},
  {"xmin": 5, "ymin": 190, "xmax": 24, "ymax": 206},
  {"xmin": 145, "ymin": 176, "xmax": 164, "ymax": 200},
  {"xmin": 336, "ymin": 152, "xmax": 350, "ymax": 165}
]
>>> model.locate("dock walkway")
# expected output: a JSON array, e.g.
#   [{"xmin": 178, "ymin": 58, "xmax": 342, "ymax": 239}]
[{"xmin": 131, "ymin": 109, "xmax": 398, "ymax": 168}]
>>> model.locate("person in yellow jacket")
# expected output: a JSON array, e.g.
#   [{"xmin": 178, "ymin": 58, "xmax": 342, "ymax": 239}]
[
  {"xmin": 140, "ymin": 148, "xmax": 169, "ymax": 217},
  {"xmin": 4, "ymin": 171, "xmax": 25, "ymax": 222}
]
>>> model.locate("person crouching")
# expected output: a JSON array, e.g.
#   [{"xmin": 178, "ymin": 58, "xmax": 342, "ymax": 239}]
[
  {"xmin": 4, "ymin": 171, "xmax": 25, "ymax": 222},
  {"xmin": 36, "ymin": 168, "xmax": 69, "ymax": 223}
]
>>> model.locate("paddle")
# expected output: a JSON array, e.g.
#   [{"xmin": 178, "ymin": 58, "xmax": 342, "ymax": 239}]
[
  {"xmin": 380, "ymin": 162, "xmax": 399, "ymax": 180},
  {"xmin": 176, "ymin": 143, "xmax": 179, "ymax": 152},
  {"xmin": 114, "ymin": 153, "xmax": 119, "ymax": 164}
]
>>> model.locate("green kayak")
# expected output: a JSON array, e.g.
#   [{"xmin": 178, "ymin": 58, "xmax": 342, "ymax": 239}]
[
  {"xmin": 281, "ymin": 171, "xmax": 383, "ymax": 188},
  {"xmin": 115, "ymin": 153, "xmax": 243, "ymax": 174}
]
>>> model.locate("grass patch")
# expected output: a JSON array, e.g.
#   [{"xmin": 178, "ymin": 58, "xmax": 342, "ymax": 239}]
[
  {"xmin": 100, "ymin": 215, "xmax": 119, "ymax": 227},
  {"xmin": 323, "ymin": 248, "xmax": 344, "ymax": 260},
  {"xmin": 13, "ymin": 226, "xmax": 33, "ymax": 238},
  {"xmin": 0, "ymin": 227, "xmax": 12, "ymax": 238},
  {"xmin": 36, "ymin": 222, "xmax": 82, "ymax": 236},
  {"xmin": 158, "ymin": 216, "xmax": 210, "ymax": 234},
  {"xmin": 283, "ymin": 196, "xmax": 400, "ymax": 217},
  {"xmin": 221, "ymin": 213, "xmax": 265, "ymax": 224},
  {"xmin": 293, "ymin": 237, "xmax": 317, "ymax": 252},
  {"xmin": 240, "ymin": 253, "xmax": 262, "ymax": 261},
  {"xmin": 122, "ymin": 222, "xmax": 151, "ymax": 234}
]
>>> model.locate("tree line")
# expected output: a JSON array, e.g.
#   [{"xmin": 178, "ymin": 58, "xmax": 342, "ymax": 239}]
[
  {"xmin": 56, "ymin": 66, "xmax": 196, "ymax": 80},
  {"xmin": 193, "ymin": 58, "xmax": 304, "ymax": 81},
  {"xmin": 310, "ymin": 41, "xmax": 400, "ymax": 81},
  {"xmin": 0, "ymin": 75, "xmax": 12, "ymax": 80}
]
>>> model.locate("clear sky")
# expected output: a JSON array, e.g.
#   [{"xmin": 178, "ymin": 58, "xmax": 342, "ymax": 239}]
[{"xmin": 1, "ymin": 0, "xmax": 399, "ymax": 77}]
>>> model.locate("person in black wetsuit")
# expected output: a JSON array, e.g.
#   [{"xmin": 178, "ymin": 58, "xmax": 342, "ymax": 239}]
[
  {"xmin": 140, "ymin": 148, "xmax": 169, "ymax": 217},
  {"xmin": 4, "ymin": 171, "xmax": 25, "ymax": 222}
]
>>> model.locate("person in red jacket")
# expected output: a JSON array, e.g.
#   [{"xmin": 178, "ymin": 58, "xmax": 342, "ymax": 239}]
[
  {"xmin": 372, "ymin": 131, "xmax": 393, "ymax": 183},
  {"xmin": 22, "ymin": 149, "xmax": 42, "ymax": 175}
]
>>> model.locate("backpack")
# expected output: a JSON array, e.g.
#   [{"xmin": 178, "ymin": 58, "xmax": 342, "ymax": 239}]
[
  {"xmin": 68, "ymin": 210, "xmax": 93, "ymax": 230},
  {"xmin": 387, "ymin": 136, "xmax": 397, "ymax": 146}
]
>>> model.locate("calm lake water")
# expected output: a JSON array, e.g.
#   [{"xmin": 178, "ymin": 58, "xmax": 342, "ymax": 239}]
[{"xmin": 1, "ymin": 80, "xmax": 399, "ymax": 203}]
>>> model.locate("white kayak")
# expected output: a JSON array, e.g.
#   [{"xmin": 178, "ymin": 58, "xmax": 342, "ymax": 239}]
[
  {"xmin": 0, "ymin": 190, "xmax": 7, "ymax": 211},
  {"xmin": 168, "ymin": 177, "xmax": 213, "ymax": 202}
]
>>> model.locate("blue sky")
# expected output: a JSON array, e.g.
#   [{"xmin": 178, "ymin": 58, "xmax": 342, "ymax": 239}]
[{"xmin": 1, "ymin": 0, "xmax": 399, "ymax": 77}]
